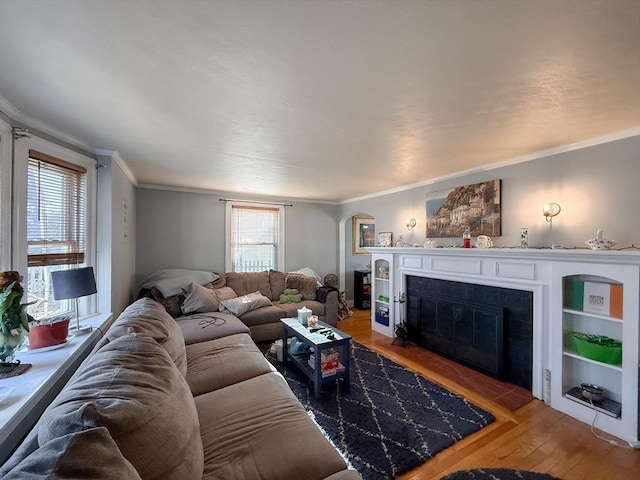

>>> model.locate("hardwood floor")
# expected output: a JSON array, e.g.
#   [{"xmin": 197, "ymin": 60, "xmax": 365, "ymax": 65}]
[{"xmin": 337, "ymin": 309, "xmax": 640, "ymax": 480}]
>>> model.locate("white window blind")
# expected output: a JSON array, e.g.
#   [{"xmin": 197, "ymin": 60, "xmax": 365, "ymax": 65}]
[
  {"xmin": 27, "ymin": 150, "xmax": 87, "ymax": 267},
  {"xmin": 229, "ymin": 204, "xmax": 283, "ymax": 272}
]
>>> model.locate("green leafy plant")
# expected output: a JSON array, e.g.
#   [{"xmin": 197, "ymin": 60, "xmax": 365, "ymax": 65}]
[{"xmin": 0, "ymin": 273, "xmax": 33, "ymax": 362}]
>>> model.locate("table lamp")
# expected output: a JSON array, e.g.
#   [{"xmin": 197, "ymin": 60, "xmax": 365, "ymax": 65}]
[{"xmin": 51, "ymin": 267, "xmax": 97, "ymax": 334}]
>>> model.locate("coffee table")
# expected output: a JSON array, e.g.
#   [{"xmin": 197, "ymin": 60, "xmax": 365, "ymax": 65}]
[{"xmin": 281, "ymin": 318, "xmax": 351, "ymax": 400}]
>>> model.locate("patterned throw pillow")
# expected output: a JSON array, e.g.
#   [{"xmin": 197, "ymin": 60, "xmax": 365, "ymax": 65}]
[
  {"xmin": 148, "ymin": 287, "xmax": 185, "ymax": 318},
  {"xmin": 285, "ymin": 274, "xmax": 317, "ymax": 300},
  {"xmin": 219, "ymin": 291, "xmax": 273, "ymax": 316}
]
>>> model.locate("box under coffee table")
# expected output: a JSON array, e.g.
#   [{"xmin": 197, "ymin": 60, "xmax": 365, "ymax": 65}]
[{"xmin": 281, "ymin": 318, "xmax": 351, "ymax": 400}]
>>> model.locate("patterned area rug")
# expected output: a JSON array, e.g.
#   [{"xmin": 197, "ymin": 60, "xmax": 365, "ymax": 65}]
[
  {"xmin": 269, "ymin": 342, "xmax": 495, "ymax": 480},
  {"xmin": 442, "ymin": 468, "xmax": 563, "ymax": 480}
]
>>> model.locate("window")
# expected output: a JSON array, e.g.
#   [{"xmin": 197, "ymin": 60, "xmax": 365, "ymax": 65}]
[
  {"xmin": 225, "ymin": 202, "xmax": 285, "ymax": 272},
  {"xmin": 0, "ymin": 120, "xmax": 11, "ymax": 271},
  {"xmin": 26, "ymin": 150, "xmax": 88, "ymax": 319}
]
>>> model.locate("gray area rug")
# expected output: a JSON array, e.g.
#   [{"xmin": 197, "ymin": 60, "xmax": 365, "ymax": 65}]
[
  {"xmin": 268, "ymin": 341, "xmax": 495, "ymax": 480},
  {"xmin": 442, "ymin": 468, "xmax": 563, "ymax": 480}
]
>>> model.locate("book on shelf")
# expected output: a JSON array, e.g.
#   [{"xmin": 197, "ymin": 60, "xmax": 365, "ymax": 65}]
[{"xmin": 564, "ymin": 279, "xmax": 623, "ymax": 318}]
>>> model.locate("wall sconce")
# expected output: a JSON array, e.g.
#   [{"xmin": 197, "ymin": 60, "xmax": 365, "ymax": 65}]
[
  {"xmin": 542, "ymin": 202, "xmax": 561, "ymax": 226},
  {"xmin": 406, "ymin": 218, "xmax": 417, "ymax": 231}
]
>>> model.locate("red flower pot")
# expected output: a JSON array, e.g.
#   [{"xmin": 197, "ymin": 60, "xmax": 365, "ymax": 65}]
[{"xmin": 28, "ymin": 319, "xmax": 70, "ymax": 349}]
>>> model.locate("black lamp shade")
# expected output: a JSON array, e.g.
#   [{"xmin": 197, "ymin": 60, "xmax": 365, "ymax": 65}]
[{"xmin": 51, "ymin": 267, "xmax": 97, "ymax": 300}]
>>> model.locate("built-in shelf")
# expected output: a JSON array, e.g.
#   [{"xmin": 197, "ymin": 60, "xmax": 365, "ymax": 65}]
[{"xmin": 365, "ymin": 247, "xmax": 639, "ymax": 446}]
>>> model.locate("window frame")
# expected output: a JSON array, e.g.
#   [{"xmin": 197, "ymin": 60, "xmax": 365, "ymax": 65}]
[
  {"xmin": 12, "ymin": 135, "xmax": 97, "ymax": 318},
  {"xmin": 224, "ymin": 201, "xmax": 285, "ymax": 273},
  {"xmin": 0, "ymin": 118, "xmax": 12, "ymax": 271}
]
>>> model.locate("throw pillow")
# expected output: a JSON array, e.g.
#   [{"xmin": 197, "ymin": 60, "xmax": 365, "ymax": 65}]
[
  {"xmin": 138, "ymin": 269, "xmax": 221, "ymax": 297},
  {"xmin": 279, "ymin": 289, "xmax": 303, "ymax": 304},
  {"xmin": 148, "ymin": 287, "xmax": 185, "ymax": 318},
  {"xmin": 181, "ymin": 282, "xmax": 237, "ymax": 315},
  {"xmin": 219, "ymin": 291, "xmax": 273, "ymax": 316},
  {"xmin": 285, "ymin": 274, "xmax": 317, "ymax": 300}
]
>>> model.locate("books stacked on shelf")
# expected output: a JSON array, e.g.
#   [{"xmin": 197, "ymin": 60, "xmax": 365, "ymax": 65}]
[
  {"xmin": 564, "ymin": 279, "xmax": 623, "ymax": 318},
  {"xmin": 308, "ymin": 348, "xmax": 345, "ymax": 377},
  {"xmin": 375, "ymin": 305, "xmax": 389, "ymax": 326}
]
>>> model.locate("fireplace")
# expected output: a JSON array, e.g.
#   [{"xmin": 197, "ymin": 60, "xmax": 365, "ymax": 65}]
[{"xmin": 406, "ymin": 276, "xmax": 533, "ymax": 391}]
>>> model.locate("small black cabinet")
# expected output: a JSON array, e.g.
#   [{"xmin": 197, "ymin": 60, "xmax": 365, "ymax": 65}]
[{"xmin": 354, "ymin": 270, "xmax": 371, "ymax": 309}]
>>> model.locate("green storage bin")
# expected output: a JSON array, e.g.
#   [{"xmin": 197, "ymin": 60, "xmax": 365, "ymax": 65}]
[{"xmin": 568, "ymin": 331, "xmax": 622, "ymax": 365}]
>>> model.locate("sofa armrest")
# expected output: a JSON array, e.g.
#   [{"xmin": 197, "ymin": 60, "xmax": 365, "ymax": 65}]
[{"xmin": 321, "ymin": 290, "xmax": 339, "ymax": 326}]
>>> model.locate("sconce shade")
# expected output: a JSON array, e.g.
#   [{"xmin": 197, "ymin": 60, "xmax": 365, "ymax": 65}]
[
  {"xmin": 406, "ymin": 218, "xmax": 417, "ymax": 231},
  {"xmin": 542, "ymin": 202, "xmax": 561, "ymax": 222},
  {"xmin": 51, "ymin": 267, "xmax": 97, "ymax": 300}
]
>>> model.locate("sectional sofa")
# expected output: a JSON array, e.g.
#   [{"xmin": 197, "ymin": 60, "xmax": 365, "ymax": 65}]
[
  {"xmin": 1, "ymin": 297, "xmax": 361, "ymax": 479},
  {"xmin": 143, "ymin": 269, "xmax": 339, "ymax": 342}
]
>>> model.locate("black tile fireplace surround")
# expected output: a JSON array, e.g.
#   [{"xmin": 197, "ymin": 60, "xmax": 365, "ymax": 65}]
[{"xmin": 406, "ymin": 276, "xmax": 533, "ymax": 391}]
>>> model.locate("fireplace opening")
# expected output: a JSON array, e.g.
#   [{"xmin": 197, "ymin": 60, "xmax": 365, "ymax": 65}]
[{"xmin": 405, "ymin": 276, "xmax": 533, "ymax": 391}]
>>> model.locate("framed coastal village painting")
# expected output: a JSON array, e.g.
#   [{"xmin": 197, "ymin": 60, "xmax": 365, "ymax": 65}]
[
  {"xmin": 425, "ymin": 179, "xmax": 501, "ymax": 238},
  {"xmin": 353, "ymin": 216, "xmax": 376, "ymax": 255}
]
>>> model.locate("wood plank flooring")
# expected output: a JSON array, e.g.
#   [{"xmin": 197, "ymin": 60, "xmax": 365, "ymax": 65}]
[{"xmin": 337, "ymin": 309, "xmax": 640, "ymax": 480}]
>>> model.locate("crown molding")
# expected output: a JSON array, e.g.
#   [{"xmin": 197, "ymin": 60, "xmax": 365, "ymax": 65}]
[
  {"xmin": 340, "ymin": 127, "xmax": 640, "ymax": 205},
  {"xmin": 137, "ymin": 183, "xmax": 339, "ymax": 205},
  {"xmin": 110, "ymin": 151, "xmax": 138, "ymax": 187},
  {"xmin": 0, "ymin": 95, "xmax": 97, "ymax": 158}
]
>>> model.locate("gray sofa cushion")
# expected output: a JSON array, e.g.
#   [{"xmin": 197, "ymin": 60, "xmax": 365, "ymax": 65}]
[
  {"xmin": 175, "ymin": 311, "xmax": 250, "ymax": 344},
  {"xmin": 186, "ymin": 333, "xmax": 275, "ymax": 396},
  {"xmin": 3, "ymin": 427, "xmax": 142, "ymax": 480},
  {"xmin": 268, "ymin": 269, "xmax": 287, "ymax": 299},
  {"xmin": 196, "ymin": 372, "xmax": 349, "ymax": 480},
  {"xmin": 182, "ymin": 283, "xmax": 238, "ymax": 314},
  {"xmin": 105, "ymin": 297, "xmax": 188, "ymax": 376},
  {"xmin": 275, "ymin": 299, "xmax": 326, "ymax": 320},
  {"xmin": 225, "ymin": 271, "xmax": 272, "ymax": 298},
  {"xmin": 38, "ymin": 333, "xmax": 204, "ymax": 480},
  {"xmin": 238, "ymin": 304, "xmax": 290, "ymax": 327}
]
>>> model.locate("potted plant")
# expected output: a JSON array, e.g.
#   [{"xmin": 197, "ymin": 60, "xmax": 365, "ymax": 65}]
[
  {"xmin": 28, "ymin": 316, "xmax": 71, "ymax": 349},
  {"xmin": 0, "ymin": 271, "xmax": 32, "ymax": 367}
]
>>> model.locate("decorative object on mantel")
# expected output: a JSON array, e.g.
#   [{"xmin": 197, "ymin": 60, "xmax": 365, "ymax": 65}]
[
  {"xmin": 476, "ymin": 235, "xmax": 493, "ymax": 248},
  {"xmin": 585, "ymin": 229, "xmax": 616, "ymax": 250},
  {"xmin": 377, "ymin": 231, "xmax": 393, "ymax": 247},
  {"xmin": 395, "ymin": 234, "xmax": 409, "ymax": 247},
  {"xmin": 405, "ymin": 217, "xmax": 417, "ymax": 231},
  {"xmin": 51, "ymin": 267, "xmax": 97, "ymax": 335},
  {"xmin": 542, "ymin": 202, "xmax": 561, "ymax": 226},
  {"xmin": 520, "ymin": 227, "xmax": 529, "ymax": 248},
  {"xmin": 423, "ymin": 238, "xmax": 436, "ymax": 248},
  {"xmin": 0, "ymin": 271, "xmax": 33, "ymax": 374}
]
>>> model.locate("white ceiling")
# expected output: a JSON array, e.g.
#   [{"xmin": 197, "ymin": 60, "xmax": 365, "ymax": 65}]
[{"xmin": 1, "ymin": 0, "xmax": 639, "ymax": 202}]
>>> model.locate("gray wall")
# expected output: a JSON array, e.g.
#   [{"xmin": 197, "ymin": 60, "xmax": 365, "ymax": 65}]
[
  {"xmin": 97, "ymin": 154, "xmax": 137, "ymax": 318},
  {"xmin": 135, "ymin": 189, "xmax": 339, "ymax": 289},
  {"xmin": 340, "ymin": 135, "xmax": 640, "ymax": 299}
]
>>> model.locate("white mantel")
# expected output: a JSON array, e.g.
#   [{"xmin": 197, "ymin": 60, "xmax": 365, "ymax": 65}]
[{"xmin": 368, "ymin": 246, "xmax": 640, "ymax": 445}]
